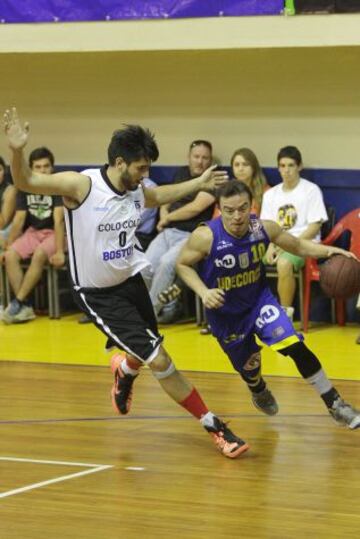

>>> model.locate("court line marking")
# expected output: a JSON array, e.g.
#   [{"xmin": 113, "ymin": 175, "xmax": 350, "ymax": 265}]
[
  {"xmin": 0, "ymin": 413, "xmax": 335, "ymax": 425},
  {"xmin": 0, "ymin": 456, "xmax": 113, "ymax": 499}
]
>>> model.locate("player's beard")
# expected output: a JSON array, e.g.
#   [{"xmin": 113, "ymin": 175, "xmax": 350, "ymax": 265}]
[{"xmin": 121, "ymin": 169, "xmax": 139, "ymax": 191}]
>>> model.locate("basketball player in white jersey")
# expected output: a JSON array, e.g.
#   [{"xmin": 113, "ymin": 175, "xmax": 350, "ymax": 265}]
[{"xmin": 4, "ymin": 107, "xmax": 248, "ymax": 459}]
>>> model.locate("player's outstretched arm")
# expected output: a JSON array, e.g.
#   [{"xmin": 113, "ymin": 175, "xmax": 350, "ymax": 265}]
[
  {"xmin": 4, "ymin": 107, "xmax": 89, "ymax": 203},
  {"xmin": 263, "ymin": 219, "xmax": 357, "ymax": 260},
  {"xmin": 143, "ymin": 165, "xmax": 228, "ymax": 208}
]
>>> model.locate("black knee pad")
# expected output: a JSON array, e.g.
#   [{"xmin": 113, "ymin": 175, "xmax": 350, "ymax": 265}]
[{"xmin": 278, "ymin": 341, "xmax": 322, "ymax": 378}]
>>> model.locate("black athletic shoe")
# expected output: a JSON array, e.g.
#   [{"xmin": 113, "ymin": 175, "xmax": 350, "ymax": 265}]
[
  {"xmin": 252, "ymin": 388, "xmax": 279, "ymax": 416},
  {"xmin": 110, "ymin": 354, "xmax": 138, "ymax": 415},
  {"xmin": 204, "ymin": 417, "xmax": 249, "ymax": 458}
]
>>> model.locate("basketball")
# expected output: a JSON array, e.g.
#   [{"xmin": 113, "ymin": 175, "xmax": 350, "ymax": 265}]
[{"xmin": 320, "ymin": 255, "xmax": 360, "ymax": 299}]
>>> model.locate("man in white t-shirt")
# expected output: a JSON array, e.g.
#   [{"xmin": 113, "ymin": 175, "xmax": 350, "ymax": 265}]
[{"xmin": 260, "ymin": 146, "xmax": 328, "ymax": 318}]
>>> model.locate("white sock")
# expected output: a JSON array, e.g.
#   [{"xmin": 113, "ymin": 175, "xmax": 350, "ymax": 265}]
[
  {"xmin": 200, "ymin": 411, "xmax": 216, "ymax": 428},
  {"xmin": 121, "ymin": 359, "xmax": 139, "ymax": 377}
]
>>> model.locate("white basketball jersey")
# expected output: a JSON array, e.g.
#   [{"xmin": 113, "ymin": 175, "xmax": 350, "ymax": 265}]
[{"xmin": 64, "ymin": 167, "xmax": 151, "ymax": 288}]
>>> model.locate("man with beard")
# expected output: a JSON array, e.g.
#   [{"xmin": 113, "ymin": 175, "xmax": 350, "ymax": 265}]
[{"xmin": 3, "ymin": 107, "xmax": 249, "ymax": 459}]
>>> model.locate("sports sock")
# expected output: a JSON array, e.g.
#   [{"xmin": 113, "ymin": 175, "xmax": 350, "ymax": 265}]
[
  {"xmin": 306, "ymin": 369, "xmax": 340, "ymax": 409},
  {"xmin": 200, "ymin": 411, "xmax": 217, "ymax": 429},
  {"xmin": 15, "ymin": 298, "xmax": 27, "ymax": 307},
  {"xmin": 121, "ymin": 358, "xmax": 140, "ymax": 377},
  {"xmin": 279, "ymin": 342, "xmax": 341, "ymax": 409},
  {"xmin": 179, "ymin": 388, "xmax": 209, "ymax": 419},
  {"xmin": 248, "ymin": 377, "xmax": 266, "ymax": 394}
]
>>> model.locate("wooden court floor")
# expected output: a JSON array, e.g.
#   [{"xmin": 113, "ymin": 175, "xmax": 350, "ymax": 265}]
[{"xmin": 1, "ymin": 317, "xmax": 360, "ymax": 538}]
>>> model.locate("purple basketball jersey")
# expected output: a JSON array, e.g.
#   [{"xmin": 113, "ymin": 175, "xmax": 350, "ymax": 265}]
[
  {"xmin": 198, "ymin": 216, "xmax": 302, "ymax": 368},
  {"xmin": 199, "ymin": 215, "xmax": 270, "ymax": 317}
]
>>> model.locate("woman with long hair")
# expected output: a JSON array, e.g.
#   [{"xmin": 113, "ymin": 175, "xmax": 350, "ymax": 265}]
[{"xmin": 230, "ymin": 148, "xmax": 268, "ymax": 215}]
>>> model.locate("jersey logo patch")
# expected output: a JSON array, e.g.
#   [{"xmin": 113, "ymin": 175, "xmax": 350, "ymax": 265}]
[
  {"xmin": 272, "ymin": 326, "xmax": 285, "ymax": 338},
  {"xmin": 223, "ymin": 332, "xmax": 245, "ymax": 344},
  {"xmin": 255, "ymin": 304, "xmax": 280, "ymax": 329},
  {"xmin": 146, "ymin": 328, "xmax": 159, "ymax": 348},
  {"xmin": 118, "ymin": 199, "xmax": 131, "ymax": 215},
  {"xmin": 217, "ymin": 239, "xmax": 233, "ymax": 251},
  {"xmin": 238, "ymin": 252, "xmax": 250, "ymax": 269},
  {"xmin": 214, "ymin": 254, "xmax": 236, "ymax": 269}
]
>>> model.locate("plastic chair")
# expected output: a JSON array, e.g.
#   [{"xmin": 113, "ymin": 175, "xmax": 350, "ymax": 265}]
[
  {"xmin": 0, "ymin": 261, "xmax": 10, "ymax": 306},
  {"xmin": 265, "ymin": 205, "xmax": 335, "ymax": 329},
  {"xmin": 303, "ymin": 208, "xmax": 360, "ymax": 332}
]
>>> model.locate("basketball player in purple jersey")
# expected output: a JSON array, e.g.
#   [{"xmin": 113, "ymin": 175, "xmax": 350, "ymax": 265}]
[{"xmin": 177, "ymin": 180, "xmax": 360, "ymax": 430}]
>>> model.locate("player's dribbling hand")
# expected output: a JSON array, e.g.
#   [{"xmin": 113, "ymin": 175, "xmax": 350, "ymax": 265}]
[
  {"xmin": 201, "ymin": 288, "xmax": 225, "ymax": 309},
  {"xmin": 327, "ymin": 246, "xmax": 359, "ymax": 261},
  {"xmin": 3, "ymin": 107, "xmax": 30, "ymax": 150},
  {"xmin": 199, "ymin": 165, "xmax": 229, "ymax": 191}
]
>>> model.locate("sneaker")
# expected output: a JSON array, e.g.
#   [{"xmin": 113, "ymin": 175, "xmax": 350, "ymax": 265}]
[
  {"xmin": 158, "ymin": 283, "xmax": 182, "ymax": 305},
  {"xmin": 199, "ymin": 324, "xmax": 211, "ymax": 335},
  {"xmin": 13, "ymin": 304, "xmax": 36, "ymax": 323},
  {"xmin": 2, "ymin": 299, "xmax": 21, "ymax": 323},
  {"xmin": 2, "ymin": 300, "xmax": 36, "ymax": 324},
  {"xmin": 252, "ymin": 388, "xmax": 279, "ymax": 416},
  {"xmin": 204, "ymin": 416, "xmax": 249, "ymax": 459},
  {"xmin": 329, "ymin": 398, "xmax": 360, "ymax": 429},
  {"xmin": 110, "ymin": 354, "xmax": 138, "ymax": 415}
]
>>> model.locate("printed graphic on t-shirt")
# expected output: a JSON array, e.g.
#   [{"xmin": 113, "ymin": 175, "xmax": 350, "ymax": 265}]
[
  {"xmin": 277, "ymin": 204, "xmax": 297, "ymax": 230},
  {"xmin": 27, "ymin": 195, "xmax": 53, "ymax": 220}
]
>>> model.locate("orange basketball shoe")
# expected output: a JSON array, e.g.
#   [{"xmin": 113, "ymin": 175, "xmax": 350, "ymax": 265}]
[
  {"xmin": 205, "ymin": 417, "xmax": 249, "ymax": 458},
  {"xmin": 110, "ymin": 354, "xmax": 138, "ymax": 415}
]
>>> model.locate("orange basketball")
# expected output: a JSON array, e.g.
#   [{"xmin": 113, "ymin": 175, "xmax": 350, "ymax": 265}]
[{"xmin": 320, "ymin": 255, "xmax": 360, "ymax": 299}]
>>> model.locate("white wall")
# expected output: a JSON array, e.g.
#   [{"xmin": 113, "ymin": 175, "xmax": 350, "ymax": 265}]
[{"xmin": 0, "ymin": 46, "xmax": 360, "ymax": 170}]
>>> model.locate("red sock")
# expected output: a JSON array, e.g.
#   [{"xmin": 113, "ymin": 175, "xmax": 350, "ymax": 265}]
[{"xmin": 179, "ymin": 388, "xmax": 209, "ymax": 419}]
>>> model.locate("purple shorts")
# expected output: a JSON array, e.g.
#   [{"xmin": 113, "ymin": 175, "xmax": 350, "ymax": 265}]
[{"xmin": 206, "ymin": 287, "xmax": 303, "ymax": 372}]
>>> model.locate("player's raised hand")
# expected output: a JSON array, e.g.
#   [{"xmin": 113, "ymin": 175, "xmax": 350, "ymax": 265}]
[
  {"xmin": 3, "ymin": 107, "xmax": 30, "ymax": 150},
  {"xmin": 201, "ymin": 288, "xmax": 225, "ymax": 309},
  {"xmin": 199, "ymin": 165, "xmax": 229, "ymax": 191}
]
